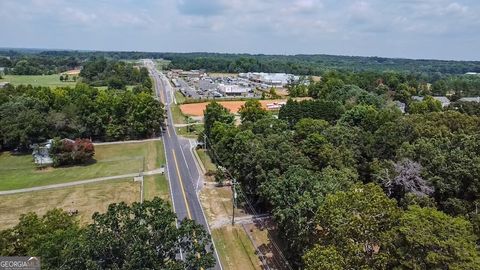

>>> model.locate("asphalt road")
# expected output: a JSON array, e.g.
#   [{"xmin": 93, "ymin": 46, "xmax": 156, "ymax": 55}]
[{"xmin": 145, "ymin": 60, "xmax": 222, "ymax": 270}]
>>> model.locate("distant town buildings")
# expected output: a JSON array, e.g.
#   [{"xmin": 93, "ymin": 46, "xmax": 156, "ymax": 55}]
[{"xmin": 239, "ymin": 72, "xmax": 299, "ymax": 87}]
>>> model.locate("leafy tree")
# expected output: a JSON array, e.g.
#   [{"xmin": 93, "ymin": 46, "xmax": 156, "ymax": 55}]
[
  {"xmin": 50, "ymin": 138, "xmax": 95, "ymax": 167},
  {"xmin": 309, "ymin": 183, "xmax": 402, "ymax": 269},
  {"xmin": 0, "ymin": 209, "xmax": 82, "ymax": 269},
  {"xmin": 66, "ymin": 198, "xmax": 215, "ymax": 269},
  {"xmin": 202, "ymin": 101, "xmax": 234, "ymax": 144},
  {"xmin": 261, "ymin": 166, "xmax": 357, "ymax": 262},
  {"xmin": 385, "ymin": 206, "xmax": 480, "ymax": 269},
  {"xmin": 408, "ymin": 96, "xmax": 442, "ymax": 114},
  {"xmin": 238, "ymin": 99, "xmax": 269, "ymax": 124},
  {"xmin": 0, "ymin": 198, "xmax": 216, "ymax": 270},
  {"xmin": 0, "ymin": 96, "xmax": 49, "ymax": 150}
]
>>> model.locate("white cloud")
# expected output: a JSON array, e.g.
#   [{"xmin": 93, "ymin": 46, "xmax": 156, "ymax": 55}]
[{"xmin": 0, "ymin": 0, "xmax": 479, "ymax": 59}]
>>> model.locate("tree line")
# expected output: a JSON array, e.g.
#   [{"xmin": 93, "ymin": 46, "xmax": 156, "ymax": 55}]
[
  {"xmin": 0, "ymin": 83, "xmax": 165, "ymax": 151},
  {"xmin": 202, "ymin": 93, "xmax": 480, "ymax": 268},
  {"xmin": 2, "ymin": 49, "xmax": 480, "ymax": 76},
  {"xmin": 0, "ymin": 55, "xmax": 80, "ymax": 75},
  {"xmin": 79, "ymin": 57, "xmax": 152, "ymax": 90},
  {"xmin": 0, "ymin": 198, "xmax": 215, "ymax": 269},
  {"xmin": 288, "ymin": 70, "xmax": 480, "ymax": 100}
]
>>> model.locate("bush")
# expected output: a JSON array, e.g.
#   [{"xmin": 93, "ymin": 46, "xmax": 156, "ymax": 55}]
[{"xmin": 51, "ymin": 138, "xmax": 94, "ymax": 167}]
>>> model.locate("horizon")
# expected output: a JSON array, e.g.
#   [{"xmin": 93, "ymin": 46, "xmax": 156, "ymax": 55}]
[
  {"xmin": 1, "ymin": 47, "xmax": 479, "ymax": 63},
  {"xmin": 1, "ymin": 0, "xmax": 479, "ymax": 61}
]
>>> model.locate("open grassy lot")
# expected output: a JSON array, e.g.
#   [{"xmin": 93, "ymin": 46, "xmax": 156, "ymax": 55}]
[
  {"xmin": 0, "ymin": 74, "xmax": 77, "ymax": 88},
  {"xmin": 0, "ymin": 140, "xmax": 165, "ymax": 191},
  {"xmin": 213, "ymin": 226, "xmax": 262, "ymax": 270},
  {"xmin": 0, "ymin": 174, "xmax": 170, "ymax": 230},
  {"xmin": 175, "ymin": 90, "xmax": 187, "ymax": 104},
  {"xmin": 195, "ymin": 149, "xmax": 260, "ymax": 269},
  {"xmin": 176, "ymin": 124, "xmax": 203, "ymax": 139},
  {"xmin": 171, "ymin": 104, "xmax": 187, "ymax": 124}
]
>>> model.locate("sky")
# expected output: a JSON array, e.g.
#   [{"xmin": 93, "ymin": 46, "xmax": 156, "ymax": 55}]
[{"xmin": 1, "ymin": 0, "xmax": 479, "ymax": 60}]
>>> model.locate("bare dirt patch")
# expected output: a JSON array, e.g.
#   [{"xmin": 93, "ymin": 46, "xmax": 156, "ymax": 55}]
[{"xmin": 180, "ymin": 98, "xmax": 310, "ymax": 117}]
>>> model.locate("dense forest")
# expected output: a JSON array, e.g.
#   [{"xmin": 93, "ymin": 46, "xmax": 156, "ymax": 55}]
[
  {"xmin": 203, "ymin": 89, "xmax": 480, "ymax": 268},
  {"xmin": 79, "ymin": 58, "xmax": 152, "ymax": 90},
  {"xmin": 287, "ymin": 70, "xmax": 480, "ymax": 101},
  {"xmin": 0, "ymin": 51, "xmax": 80, "ymax": 75},
  {"xmin": 0, "ymin": 83, "xmax": 165, "ymax": 151},
  {"xmin": 2, "ymin": 49, "xmax": 480, "ymax": 76},
  {"xmin": 0, "ymin": 198, "xmax": 215, "ymax": 269}
]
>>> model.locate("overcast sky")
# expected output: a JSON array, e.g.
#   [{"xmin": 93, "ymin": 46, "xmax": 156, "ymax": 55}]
[{"xmin": 1, "ymin": 0, "xmax": 479, "ymax": 60}]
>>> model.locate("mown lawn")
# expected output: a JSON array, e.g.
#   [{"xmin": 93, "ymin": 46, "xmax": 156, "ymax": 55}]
[
  {"xmin": 175, "ymin": 91, "xmax": 187, "ymax": 104},
  {"xmin": 0, "ymin": 140, "xmax": 165, "ymax": 191},
  {"xmin": 0, "ymin": 74, "xmax": 77, "ymax": 88},
  {"xmin": 0, "ymin": 174, "xmax": 170, "ymax": 230},
  {"xmin": 176, "ymin": 124, "xmax": 203, "ymax": 139},
  {"xmin": 171, "ymin": 105, "xmax": 187, "ymax": 124}
]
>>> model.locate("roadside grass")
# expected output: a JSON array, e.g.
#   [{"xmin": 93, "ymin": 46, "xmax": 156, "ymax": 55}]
[
  {"xmin": 0, "ymin": 74, "xmax": 77, "ymax": 88},
  {"xmin": 175, "ymin": 91, "xmax": 187, "ymax": 104},
  {"xmin": 176, "ymin": 125, "xmax": 203, "ymax": 139},
  {"xmin": 196, "ymin": 149, "xmax": 217, "ymax": 172},
  {"xmin": 196, "ymin": 149, "xmax": 259, "ymax": 269},
  {"xmin": 0, "ymin": 140, "xmax": 165, "ymax": 191},
  {"xmin": 212, "ymin": 226, "xmax": 262, "ymax": 270},
  {"xmin": 0, "ymin": 174, "xmax": 170, "ymax": 230},
  {"xmin": 144, "ymin": 175, "xmax": 170, "ymax": 203},
  {"xmin": 244, "ymin": 222, "xmax": 290, "ymax": 270},
  {"xmin": 171, "ymin": 105, "xmax": 186, "ymax": 124}
]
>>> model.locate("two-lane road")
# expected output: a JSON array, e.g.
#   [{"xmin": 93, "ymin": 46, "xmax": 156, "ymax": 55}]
[{"xmin": 145, "ymin": 60, "xmax": 222, "ymax": 269}]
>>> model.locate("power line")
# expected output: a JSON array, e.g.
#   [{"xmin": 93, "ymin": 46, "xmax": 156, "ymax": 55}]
[{"xmin": 204, "ymin": 135, "xmax": 293, "ymax": 270}]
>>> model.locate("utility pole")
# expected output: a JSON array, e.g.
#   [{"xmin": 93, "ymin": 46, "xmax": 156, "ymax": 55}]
[
  {"xmin": 232, "ymin": 178, "xmax": 237, "ymax": 226},
  {"xmin": 204, "ymin": 133, "xmax": 207, "ymax": 150}
]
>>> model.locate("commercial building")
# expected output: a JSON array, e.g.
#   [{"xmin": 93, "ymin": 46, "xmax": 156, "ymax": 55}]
[
  {"xmin": 217, "ymin": 84, "xmax": 251, "ymax": 96},
  {"xmin": 239, "ymin": 72, "xmax": 299, "ymax": 86}
]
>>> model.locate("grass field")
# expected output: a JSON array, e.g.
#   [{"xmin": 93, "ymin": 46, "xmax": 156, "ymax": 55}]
[
  {"xmin": 213, "ymin": 226, "xmax": 262, "ymax": 270},
  {"xmin": 0, "ymin": 174, "xmax": 170, "ymax": 230},
  {"xmin": 175, "ymin": 91, "xmax": 187, "ymax": 104},
  {"xmin": 0, "ymin": 140, "xmax": 165, "ymax": 191},
  {"xmin": 176, "ymin": 124, "xmax": 203, "ymax": 139},
  {"xmin": 171, "ymin": 104, "xmax": 187, "ymax": 124},
  {"xmin": 196, "ymin": 149, "xmax": 217, "ymax": 172},
  {"xmin": 195, "ymin": 149, "xmax": 260, "ymax": 269},
  {"xmin": 0, "ymin": 74, "xmax": 77, "ymax": 88}
]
